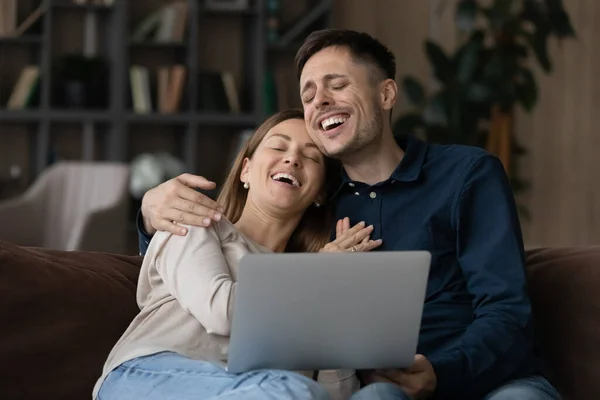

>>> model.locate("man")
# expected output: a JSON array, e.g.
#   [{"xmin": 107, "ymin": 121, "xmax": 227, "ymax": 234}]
[{"xmin": 136, "ymin": 30, "xmax": 561, "ymax": 400}]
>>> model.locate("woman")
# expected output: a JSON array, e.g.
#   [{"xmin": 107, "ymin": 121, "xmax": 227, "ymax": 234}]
[{"xmin": 93, "ymin": 109, "xmax": 382, "ymax": 400}]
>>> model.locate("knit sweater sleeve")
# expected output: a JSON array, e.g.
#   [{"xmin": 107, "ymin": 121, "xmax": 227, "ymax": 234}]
[{"xmin": 154, "ymin": 223, "xmax": 236, "ymax": 336}]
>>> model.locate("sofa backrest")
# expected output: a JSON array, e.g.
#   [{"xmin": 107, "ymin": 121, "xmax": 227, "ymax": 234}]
[{"xmin": 1, "ymin": 240, "xmax": 599, "ymax": 399}]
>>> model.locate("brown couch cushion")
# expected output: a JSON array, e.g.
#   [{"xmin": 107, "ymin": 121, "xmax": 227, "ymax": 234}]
[
  {"xmin": 0, "ymin": 239, "xmax": 142, "ymax": 400},
  {"xmin": 526, "ymin": 246, "xmax": 600, "ymax": 400}
]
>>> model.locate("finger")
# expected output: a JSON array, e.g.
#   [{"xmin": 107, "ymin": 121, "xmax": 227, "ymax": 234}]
[
  {"xmin": 176, "ymin": 173, "xmax": 217, "ymax": 191},
  {"xmin": 342, "ymin": 217, "xmax": 351, "ymax": 233},
  {"xmin": 176, "ymin": 185, "xmax": 224, "ymax": 218},
  {"xmin": 357, "ymin": 239, "xmax": 383, "ymax": 252},
  {"xmin": 339, "ymin": 225, "xmax": 374, "ymax": 248},
  {"xmin": 336, "ymin": 219, "xmax": 343, "ymax": 238},
  {"xmin": 172, "ymin": 197, "xmax": 223, "ymax": 222},
  {"xmin": 376, "ymin": 369, "xmax": 407, "ymax": 385},
  {"xmin": 331, "ymin": 221, "xmax": 364, "ymax": 244},
  {"xmin": 161, "ymin": 208, "xmax": 213, "ymax": 230},
  {"xmin": 154, "ymin": 219, "xmax": 194, "ymax": 236}
]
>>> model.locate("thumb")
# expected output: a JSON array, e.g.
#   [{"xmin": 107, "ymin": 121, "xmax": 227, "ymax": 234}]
[{"xmin": 176, "ymin": 173, "xmax": 216, "ymax": 190}]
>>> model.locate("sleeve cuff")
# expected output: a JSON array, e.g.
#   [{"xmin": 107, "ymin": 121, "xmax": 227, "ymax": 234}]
[
  {"xmin": 136, "ymin": 208, "xmax": 152, "ymax": 237},
  {"xmin": 428, "ymin": 350, "xmax": 463, "ymax": 396}
]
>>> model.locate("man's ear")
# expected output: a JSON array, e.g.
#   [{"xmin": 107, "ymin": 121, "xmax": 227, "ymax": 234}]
[
  {"xmin": 240, "ymin": 157, "xmax": 250, "ymax": 183},
  {"xmin": 380, "ymin": 78, "xmax": 397, "ymax": 112}
]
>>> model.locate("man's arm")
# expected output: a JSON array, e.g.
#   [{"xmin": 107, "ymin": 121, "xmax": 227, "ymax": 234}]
[
  {"xmin": 136, "ymin": 208, "xmax": 153, "ymax": 256},
  {"xmin": 136, "ymin": 173, "xmax": 225, "ymax": 256},
  {"xmin": 428, "ymin": 154, "xmax": 534, "ymax": 397}
]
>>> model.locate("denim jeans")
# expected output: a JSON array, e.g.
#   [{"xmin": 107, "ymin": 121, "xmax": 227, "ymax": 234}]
[
  {"xmin": 348, "ymin": 374, "xmax": 562, "ymax": 400},
  {"xmin": 96, "ymin": 351, "xmax": 330, "ymax": 400}
]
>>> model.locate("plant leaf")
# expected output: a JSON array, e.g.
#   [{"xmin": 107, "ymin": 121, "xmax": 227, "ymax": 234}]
[
  {"xmin": 456, "ymin": 0, "xmax": 478, "ymax": 31},
  {"xmin": 425, "ymin": 41, "xmax": 455, "ymax": 84},
  {"xmin": 466, "ymin": 82, "xmax": 492, "ymax": 102},
  {"xmin": 543, "ymin": 0, "xmax": 577, "ymax": 37},
  {"xmin": 457, "ymin": 39, "xmax": 480, "ymax": 83},
  {"xmin": 423, "ymin": 91, "xmax": 448, "ymax": 126},
  {"xmin": 402, "ymin": 77, "xmax": 426, "ymax": 106},
  {"xmin": 530, "ymin": 30, "xmax": 552, "ymax": 72},
  {"xmin": 516, "ymin": 67, "xmax": 538, "ymax": 112}
]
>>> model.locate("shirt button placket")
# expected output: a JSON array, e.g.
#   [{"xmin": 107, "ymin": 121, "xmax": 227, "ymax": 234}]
[{"xmin": 368, "ymin": 190, "xmax": 382, "ymax": 240}]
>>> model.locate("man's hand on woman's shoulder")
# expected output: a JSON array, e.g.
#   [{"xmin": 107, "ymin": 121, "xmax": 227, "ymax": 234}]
[{"xmin": 141, "ymin": 173, "xmax": 225, "ymax": 236}]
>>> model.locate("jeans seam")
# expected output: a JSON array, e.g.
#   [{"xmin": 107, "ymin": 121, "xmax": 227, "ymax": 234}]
[{"xmin": 116, "ymin": 364, "xmax": 231, "ymax": 378}]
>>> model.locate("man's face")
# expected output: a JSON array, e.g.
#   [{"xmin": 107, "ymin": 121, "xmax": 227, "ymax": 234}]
[{"xmin": 299, "ymin": 46, "xmax": 384, "ymax": 159}]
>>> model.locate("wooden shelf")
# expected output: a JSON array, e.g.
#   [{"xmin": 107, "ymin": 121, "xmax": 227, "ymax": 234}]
[
  {"xmin": 0, "ymin": 35, "xmax": 43, "ymax": 45},
  {"xmin": 0, "ymin": 110, "xmax": 42, "ymax": 122},
  {"xmin": 0, "ymin": 109, "xmax": 111, "ymax": 123},
  {"xmin": 126, "ymin": 112, "xmax": 257, "ymax": 126},
  {"xmin": 128, "ymin": 40, "xmax": 187, "ymax": 49}
]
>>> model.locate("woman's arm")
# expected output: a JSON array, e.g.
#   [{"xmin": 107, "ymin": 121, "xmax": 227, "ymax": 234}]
[{"xmin": 154, "ymin": 224, "xmax": 236, "ymax": 336}]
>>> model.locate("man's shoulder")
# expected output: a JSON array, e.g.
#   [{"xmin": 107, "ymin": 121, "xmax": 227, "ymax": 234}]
[{"xmin": 425, "ymin": 141, "xmax": 495, "ymax": 176}]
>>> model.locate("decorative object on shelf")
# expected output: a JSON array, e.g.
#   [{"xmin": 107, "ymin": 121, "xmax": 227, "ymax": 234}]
[
  {"xmin": 393, "ymin": 0, "xmax": 576, "ymax": 215},
  {"xmin": 129, "ymin": 153, "xmax": 186, "ymax": 200}
]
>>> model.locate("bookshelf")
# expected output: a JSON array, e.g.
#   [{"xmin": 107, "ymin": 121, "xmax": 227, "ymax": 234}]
[{"xmin": 0, "ymin": 0, "xmax": 332, "ymax": 190}]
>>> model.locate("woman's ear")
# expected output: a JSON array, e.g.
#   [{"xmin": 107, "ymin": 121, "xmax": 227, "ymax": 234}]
[
  {"xmin": 380, "ymin": 78, "xmax": 397, "ymax": 111},
  {"xmin": 240, "ymin": 157, "xmax": 250, "ymax": 184}
]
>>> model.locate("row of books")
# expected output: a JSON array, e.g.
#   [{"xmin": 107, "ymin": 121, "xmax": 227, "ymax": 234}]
[{"xmin": 129, "ymin": 65, "xmax": 241, "ymax": 114}]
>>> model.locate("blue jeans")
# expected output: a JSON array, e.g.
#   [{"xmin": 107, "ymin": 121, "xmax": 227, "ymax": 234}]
[
  {"xmin": 97, "ymin": 351, "xmax": 330, "ymax": 400},
  {"xmin": 349, "ymin": 374, "xmax": 562, "ymax": 400}
]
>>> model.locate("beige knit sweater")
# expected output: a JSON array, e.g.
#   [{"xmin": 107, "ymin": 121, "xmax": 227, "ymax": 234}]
[{"xmin": 93, "ymin": 218, "xmax": 359, "ymax": 399}]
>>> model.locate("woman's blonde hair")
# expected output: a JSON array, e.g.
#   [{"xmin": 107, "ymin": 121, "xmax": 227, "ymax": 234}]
[{"xmin": 217, "ymin": 109, "xmax": 339, "ymax": 253}]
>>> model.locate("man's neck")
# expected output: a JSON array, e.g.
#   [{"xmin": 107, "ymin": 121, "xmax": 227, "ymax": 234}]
[
  {"xmin": 234, "ymin": 203, "xmax": 301, "ymax": 253},
  {"xmin": 341, "ymin": 131, "xmax": 405, "ymax": 186}
]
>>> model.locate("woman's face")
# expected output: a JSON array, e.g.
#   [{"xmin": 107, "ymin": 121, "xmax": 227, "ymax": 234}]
[{"xmin": 241, "ymin": 118, "xmax": 326, "ymax": 216}]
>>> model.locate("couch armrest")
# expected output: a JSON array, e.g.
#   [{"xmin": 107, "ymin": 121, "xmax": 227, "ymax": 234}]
[{"xmin": 68, "ymin": 197, "xmax": 130, "ymax": 254}]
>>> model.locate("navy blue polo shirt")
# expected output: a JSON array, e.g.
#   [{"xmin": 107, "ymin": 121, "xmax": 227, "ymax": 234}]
[{"xmin": 331, "ymin": 135, "xmax": 538, "ymax": 398}]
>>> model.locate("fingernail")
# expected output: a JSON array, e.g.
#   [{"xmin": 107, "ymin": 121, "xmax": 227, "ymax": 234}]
[
  {"xmin": 180, "ymin": 228, "xmax": 187, "ymax": 235},
  {"xmin": 217, "ymin": 206, "xmax": 225, "ymax": 213},
  {"xmin": 359, "ymin": 221, "xmax": 365, "ymax": 226},
  {"xmin": 214, "ymin": 213, "xmax": 222, "ymax": 221},
  {"xmin": 203, "ymin": 218, "xmax": 211, "ymax": 225}
]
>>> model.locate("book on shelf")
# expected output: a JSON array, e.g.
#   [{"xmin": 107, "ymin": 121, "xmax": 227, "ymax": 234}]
[
  {"xmin": 6, "ymin": 65, "xmax": 40, "ymax": 110},
  {"xmin": 130, "ymin": 64, "xmax": 187, "ymax": 114},
  {"xmin": 197, "ymin": 70, "xmax": 240, "ymax": 113},
  {"xmin": 131, "ymin": 1, "xmax": 188, "ymax": 44}
]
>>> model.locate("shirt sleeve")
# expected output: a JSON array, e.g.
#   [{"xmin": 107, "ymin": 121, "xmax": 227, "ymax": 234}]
[
  {"xmin": 136, "ymin": 208, "xmax": 153, "ymax": 256},
  {"xmin": 154, "ymin": 223, "xmax": 236, "ymax": 336},
  {"xmin": 428, "ymin": 154, "xmax": 535, "ymax": 397}
]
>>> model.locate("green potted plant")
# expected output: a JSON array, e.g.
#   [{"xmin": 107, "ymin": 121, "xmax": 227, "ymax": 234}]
[{"xmin": 393, "ymin": 0, "xmax": 576, "ymax": 212}]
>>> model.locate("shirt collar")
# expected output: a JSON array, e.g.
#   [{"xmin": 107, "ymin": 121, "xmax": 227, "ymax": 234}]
[{"xmin": 331, "ymin": 134, "xmax": 428, "ymax": 198}]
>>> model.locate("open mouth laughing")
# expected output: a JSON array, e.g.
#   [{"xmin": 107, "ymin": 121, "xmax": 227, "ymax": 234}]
[{"xmin": 271, "ymin": 172, "xmax": 301, "ymax": 187}]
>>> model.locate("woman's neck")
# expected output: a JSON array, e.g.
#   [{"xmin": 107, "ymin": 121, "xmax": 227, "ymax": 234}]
[{"xmin": 234, "ymin": 204, "xmax": 302, "ymax": 252}]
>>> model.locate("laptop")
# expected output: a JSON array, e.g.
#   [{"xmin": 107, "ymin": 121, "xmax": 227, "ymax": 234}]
[{"xmin": 226, "ymin": 251, "xmax": 431, "ymax": 373}]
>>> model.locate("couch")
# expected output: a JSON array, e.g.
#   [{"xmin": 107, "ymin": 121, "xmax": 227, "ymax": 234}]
[{"xmin": 1, "ymin": 239, "xmax": 599, "ymax": 399}]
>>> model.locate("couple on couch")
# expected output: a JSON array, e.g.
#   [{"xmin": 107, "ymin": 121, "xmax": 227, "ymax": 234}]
[{"xmin": 93, "ymin": 29, "xmax": 561, "ymax": 400}]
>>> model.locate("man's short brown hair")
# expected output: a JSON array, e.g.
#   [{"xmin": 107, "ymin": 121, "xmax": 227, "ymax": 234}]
[{"xmin": 294, "ymin": 29, "xmax": 396, "ymax": 83}]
